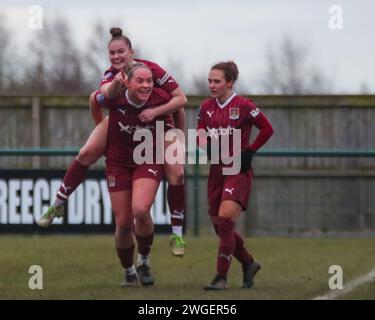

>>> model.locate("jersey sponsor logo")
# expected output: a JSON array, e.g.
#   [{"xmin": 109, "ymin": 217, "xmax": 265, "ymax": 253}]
[
  {"xmin": 61, "ymin": 183, "xmax": 72, "ymax": 194},
  {"xmin": 117, "ymin": 108, "xmax": 126, "ymax": 116},
  {"xmin": 229, "ymin": 107, "xmax": 240, "ymax": 120},
  {"xmin": 207, "ymin": 125, "xmax": 235, "ymax": 138},
  {"xmin": 224, "ymin": 187, "xmax": 234, "ymax": 195},
  {"xmin": 249, "ymin": 107, "xmax": 260, "ymax": 118},
  {"xmin": 148, "ymin": 168, "xmax": 158, "ymax": 176},
  {"xmin": 118, "ymin": 122, "xmax": 154, "ymax": 134},
  {"xmin": 173, "ymin": 209, "xmax": 184, "ymax": 216},
  {"xmin": 218, "ymin": 253, "xmax": 232, "ymax": 262},
  {"xmin": 108, "ymin": 176, "xmax": 116, "ymax": 188},
  {"xmin": 118, "ymin": 122, "xmax": 132, "ymax": 134},
  {"xmin": 206, "ymin": 110, "xmax": 214, "ymax": 118}
]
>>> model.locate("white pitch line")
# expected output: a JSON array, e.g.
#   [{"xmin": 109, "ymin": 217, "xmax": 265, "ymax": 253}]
[{"xmin": 313, "ymin": 267, "xmax": 375, "ymax": 300}]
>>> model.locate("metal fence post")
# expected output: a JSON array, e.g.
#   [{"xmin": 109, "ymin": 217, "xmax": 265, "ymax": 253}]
[
  {"xmin": 193, "ymin": 148, "xmax": 200, "ymax": 236},
  {"xmin": 31, "ymin": 97, "xmax": 41, "ymax": 168}
]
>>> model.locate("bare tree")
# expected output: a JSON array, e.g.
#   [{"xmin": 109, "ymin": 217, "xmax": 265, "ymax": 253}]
[
  {"xmin": 359, "ymin": 80, "xmax": 371, "ymax": 94},
  {"xmin": 261, "ymin": 35, "xmax": 331, "ymax": 94},
  {"xmin": 164, "ymin": 56, "xmax": 187, "ymax": 91},
  {"xmin": 84, "ymin": 22, "xmax": 110, "ymax": 90},
  {"xmin": 190, "ymin": 73, "xmax": 210, "ymax": 95},
  {"xmin": 23, "ymin": 15, "xmax": 89, "ymax": 95},
  {"xmin": 0, "ymin": 14, "xmax": 16, "ymax": 94}
]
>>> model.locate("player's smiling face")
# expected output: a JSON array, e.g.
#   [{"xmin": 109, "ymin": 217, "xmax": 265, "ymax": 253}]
[
  {"xmin": 126, "ymin": 68, "xmax": 154, "ymax": 104},
  {"xmin": 208, "ymin": 69, "xmax": 233, "ymax": 101},
  {"xmin": 108, "ymin": 39, "xmax": 134, "ymax": 70}
]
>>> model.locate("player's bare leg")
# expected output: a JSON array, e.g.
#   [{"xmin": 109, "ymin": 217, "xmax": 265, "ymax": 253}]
[{"xmin": 37, "ymin": 116, "xmax": 108, "ymax": 227}]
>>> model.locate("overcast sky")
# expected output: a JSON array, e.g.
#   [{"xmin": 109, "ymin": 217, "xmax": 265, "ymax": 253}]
[{"xmin": 2, "ymin": 0, "xmax": 374, "ymax": 93}]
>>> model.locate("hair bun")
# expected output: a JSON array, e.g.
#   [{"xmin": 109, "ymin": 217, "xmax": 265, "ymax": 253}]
[{"xmin": 110, "ymin": 27, "xmax": 123, "ymax": 38}]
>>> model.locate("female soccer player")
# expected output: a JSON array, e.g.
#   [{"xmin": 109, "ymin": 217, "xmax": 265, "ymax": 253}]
[
  {"xmin": 98, "ymin": 62, "xmax": 173, "ymax": 286},
  {"xmin": 197, "ymin": 61, "xmax": 274, "ymax": 290},
  {"xmin": 38, "ymin": 28, "xmax": 187, "ymax": 256},
  {"xmin": 102, "ymin": 62, "xmax": 174, "ymax": 286}
]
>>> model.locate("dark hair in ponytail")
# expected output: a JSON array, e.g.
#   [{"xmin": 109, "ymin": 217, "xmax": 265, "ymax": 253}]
[
  {"xmin": 108, "ymin": 27, "xmax": 132, "ymax": 49},
  {"xmin": 211, "ymin": 61, "xmax": 239, "ymax": 83}
]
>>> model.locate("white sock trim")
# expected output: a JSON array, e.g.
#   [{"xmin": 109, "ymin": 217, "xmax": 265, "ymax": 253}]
[
  {"xmin": 125, "ymin": 265, "xmax": 136, "ymax": 275},
  {"xmin": 137, "ymin": 254, "xmax": 150, "ymax": 267},
  {"xmin": 172, "ymin": 226, "xmax": 183, "ymax": 237}
]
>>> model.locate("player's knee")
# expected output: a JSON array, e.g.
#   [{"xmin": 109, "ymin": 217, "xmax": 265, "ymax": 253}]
[
  {"xmin": 132, "ymin": 205, "xmax": 152, "ymax": 223},
  {"xmin": 136, "ymin": 215, "xmax": 153, "ymax": 227}
]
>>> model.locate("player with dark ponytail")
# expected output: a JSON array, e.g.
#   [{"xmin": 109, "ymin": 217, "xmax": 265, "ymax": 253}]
[{"xmin": 38, "ymin": 27, "xmax": 188, "ymax": 257}]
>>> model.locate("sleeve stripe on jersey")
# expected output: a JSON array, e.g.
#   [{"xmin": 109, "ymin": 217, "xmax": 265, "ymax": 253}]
[{"xmin": 157, "ymin": 72, "xmax": 171, "ymax": 86}]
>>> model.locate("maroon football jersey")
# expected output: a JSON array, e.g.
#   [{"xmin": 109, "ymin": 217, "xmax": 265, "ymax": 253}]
[
  {"xmin": 100, "ymin": 59, "xmax": 179, "ymax": 93},
  {"xmin": 95, "ymin": 87, "xmax": 174, "ymax": 167},
  {"xmin": 197, "ymin": 93, "xmax": 265, "ymax": 156}
]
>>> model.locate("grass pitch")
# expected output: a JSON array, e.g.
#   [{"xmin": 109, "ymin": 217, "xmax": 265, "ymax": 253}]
[{"xmin": 1, "ymin": 235, "xmax": 375, "ymax": 300}]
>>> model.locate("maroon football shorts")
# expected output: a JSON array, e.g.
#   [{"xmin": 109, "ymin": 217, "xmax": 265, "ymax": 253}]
[
  {"xmin": 207, "ymin": 164, "xmax": 253, "ymax": 216},
  {"xmin": 106, "ymin": 163, "xmax": 163, "ymax": 192}
]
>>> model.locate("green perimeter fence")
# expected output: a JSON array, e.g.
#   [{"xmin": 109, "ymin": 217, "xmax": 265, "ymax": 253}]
[{"xmin": 1, "ymin": 148, "xmax": 374, "ymax": 236}]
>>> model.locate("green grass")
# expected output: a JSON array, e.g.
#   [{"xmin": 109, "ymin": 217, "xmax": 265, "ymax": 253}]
[{"xmin": 1, "ymin": 235, "xmax": 375, "ymax": 299}]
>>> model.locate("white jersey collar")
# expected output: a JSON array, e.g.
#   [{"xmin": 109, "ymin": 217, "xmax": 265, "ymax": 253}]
[
  {"xmin": 125, "ymin": 90, "xmax": 147, "ymax": 108},
  {"xmin": 216, "ymin": 92, "xmax": 237, "ymax": 109}
]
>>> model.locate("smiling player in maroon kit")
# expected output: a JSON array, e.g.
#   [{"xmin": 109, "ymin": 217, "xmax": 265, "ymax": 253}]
[
  {"xmin": 38, "ymin": 27, "xmax": 188, "ymax": 257},
  {"xmin": 197, "ymin": 61, "xmax": 274, "ymax": 290},
  {"xmin": 99, "ymin": 31, "xmax": 187, "ymax": 256},
  {"xmin": 96, "ymin": 62, "xmax": 175, "ymax": 287}
]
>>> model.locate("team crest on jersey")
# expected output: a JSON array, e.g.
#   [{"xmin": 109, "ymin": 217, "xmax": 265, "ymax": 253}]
[
  {"xmin": 229, "ymin": 108, "xmax": 240, "ymax": 120},
  {"xmin": 108, "ymin": 176, "xmax": 116, "ymax": 188}
]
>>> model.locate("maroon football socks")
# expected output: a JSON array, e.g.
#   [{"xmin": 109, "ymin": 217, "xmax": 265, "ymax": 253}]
[
  {"xmin": 167, "ymin": 184, "xmax": 185, "ymax": 235},
  {"xmin": 56, "ymin": 158, "xmax": 89, "ymax": 203},
  {"xmin": 217, "ymin": 216, "xmax": 235, "ymax": 277},
  {"xmin": 135, "ymin": 233, "xmax": 154, "ymax": 256},
  {"xmin": 116, "ymin": 245, "xmax": 135, "ymax": 269}
]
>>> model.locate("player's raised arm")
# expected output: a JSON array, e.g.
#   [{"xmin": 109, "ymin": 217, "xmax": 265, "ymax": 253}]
[
  {"xmin": 100, "ymin": 70, "xmax": 127, "ymax": 99},
  {"xmin": 100, "ymin": 27, "xmax": 134, "ymax": 99}
]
